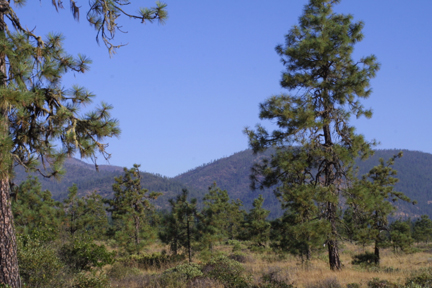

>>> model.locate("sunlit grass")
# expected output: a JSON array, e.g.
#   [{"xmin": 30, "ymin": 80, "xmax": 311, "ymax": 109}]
[{"xmin": 107, "ymin": 241, "xmax": 432, "ymax": 287}]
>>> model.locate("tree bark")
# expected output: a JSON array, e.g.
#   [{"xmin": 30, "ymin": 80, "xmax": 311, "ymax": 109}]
[
  {"xmin": 134, "ymin": 215, "xmax": 140, "ymax": 255},
  {"xmin": 0, "ymin": 179, "xmax": 20, "ymax": 287},
  {"xmin": 374, "ymin": 240, "xmax": 380, "ymax": 265},
  {"xmin": 187, "ymin": 217, "xmax": 191, "ymax": 263},
  {"xmin": 0, "ymin": 1, "xmax": 21, "ymax": 286},
  {"xmin": 327, "ymin": 202, "xmax": 341, "ymax": 270},
  {"xmin": 323, "ymin": 118, "xmax": 341, "ymax": 271}
]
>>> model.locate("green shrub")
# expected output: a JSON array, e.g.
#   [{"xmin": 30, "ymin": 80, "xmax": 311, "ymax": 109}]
[
  {"xmin": 203, "ymin": 255, "xmax": 251, "ymax": 288},
  {"xmin": 158, "ymin": 262, "xmax": 203, "ymax": 287},
  {"xmin": 351, "ymin": 252, "xmax": 378, "ymax": 266},
  {"xmin": 346, "ymin": 284, "xmax": 361, "ymax": 288},
  {"xmin": 405, "ymin": 268, "xmax": 432, "ymax": 287},
  {"xmin": 107, "ymin": 262, "xmax": 141, "ymax": 280},
  {"xmin": 233, "ymin": 242, "xmax": 242, "ymax": 252},
  {"xmin": 72, "ymin": 271, "xmax": 110, "ymax": 288},
  {"xmin": 59, "ymin": 238, "xmax": 115, "ymax": 272},
  {"xmin": 367, "ymin": 278, "xmax": 399, "ymax": 288},
  {"xmin": 17, "ymin": 235, "xmax": 65, "ymax": 288},
  {"xmin": 165, "ymin": 262, "xmax": 203, "ymax": 280}
]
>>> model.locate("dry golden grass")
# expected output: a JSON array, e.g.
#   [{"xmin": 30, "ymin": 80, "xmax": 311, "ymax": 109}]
[
  {"xmin": 242, "ymin": 242, "xmax": 432, "ymax": 287},
  {"xmin": 107, "ymin": 241, "xmax": 432, "ymax": 287}
]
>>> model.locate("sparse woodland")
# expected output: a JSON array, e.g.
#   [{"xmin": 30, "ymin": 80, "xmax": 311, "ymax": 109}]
[{"xmin": 1, "ymin": 0, "xmax": 432, "ymax": 287}]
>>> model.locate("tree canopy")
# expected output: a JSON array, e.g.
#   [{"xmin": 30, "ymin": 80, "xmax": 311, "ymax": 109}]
[{"xmin": 245, "ymin": 0, "xmax": 379, "ymax": 270}]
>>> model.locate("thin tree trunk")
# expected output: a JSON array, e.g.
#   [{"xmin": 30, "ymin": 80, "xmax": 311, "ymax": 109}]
[
  {"xmin": 134, "ymin": 215, "xmax": 140, "ymax": 255},
  {"xmin": 374, "ymin": 240, "xmax": 380, "ymax": 265},
  {"xmin": 327, "ymin": 202, "xmax": 341, "ymax": 270},
  {"xmin": 187, "ymin": 217, "xmax": 191, "ymax": 263},
  {"xmin": 0, "ymin": 1, "xmax": 21, "ymax": 286},
  {"xmin": 323, "ymin": 118, "xmax": 341, "ymax": 271},
  {"xmin": 306, "ymin": 243, "xmax": 311, "ymax": 262}
]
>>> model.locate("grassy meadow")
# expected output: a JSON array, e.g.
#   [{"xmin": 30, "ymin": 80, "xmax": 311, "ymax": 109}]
[{"xmin": 103, "ymin": 241, "xmax": 432, "ymax": 288}]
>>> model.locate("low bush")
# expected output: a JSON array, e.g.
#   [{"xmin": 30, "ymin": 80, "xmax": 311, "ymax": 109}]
[
  {"xmin": 59, "ymin": 238, "xmax": 115, "ymax": 272},
  {"xmin": 17, "ymin": 234, "xmax": 65, "ymax": 288},
  {"xmin": 203, "ymin": 255, "xmax": 251, "ymax": 288},
  {"xmin": 158, "ymin": 262, "xmax": 203, "ymax": 287},
  {"xmin": 405, "ymin": 268, "xmax": 432, "ymax": 287},
  {"xmin": 72, "ymin": 271, "xmax": 110, "ymax": 288},
  {"xmin": 367, "ymin": 278, "xmax": 399, "ymax": 288},
  {"xmin": 107, "ymin": 262, "xmax": 141, "ymax": 280},
  {"xmin": 351, "ymin": 252, "xmax": 378, "ymax": 266}
]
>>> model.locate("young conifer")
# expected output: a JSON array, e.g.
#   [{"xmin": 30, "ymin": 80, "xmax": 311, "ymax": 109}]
[
  {"xmin": 106, "ymin": 164, "xmax": 161, "ymax": 255},
  {"xmin": 160, "ymin": 189, "xmax": 200, "ymax": 263},
  {"xmin": 243, "ymin": 195, "xmax": 270, "ymax": 247},
  {"xmin": 347, "ymin": 153, "xmax": 412, "ymax": 265},
  {"xmin": 245, "ymin": 0, "xmax": 379, "ymax": 270},
  {"xmin": 201, "ymin": 183, "xmax": 244, "ymax": 247}
]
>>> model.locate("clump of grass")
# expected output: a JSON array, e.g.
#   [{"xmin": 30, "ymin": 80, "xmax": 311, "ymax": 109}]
[{"xmin": 305, "ymin": 277, "xmax": 342, "ymax": 288}]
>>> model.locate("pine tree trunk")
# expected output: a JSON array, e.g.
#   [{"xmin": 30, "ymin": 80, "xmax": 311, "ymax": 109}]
[
  {"xmin": 0, "ymin": 179, "xmax": 20, "ymax": 287},
  {"xmin": 327, "ymin": 238, "xmax": 341, "ymax": 271},
  {"xmin": 327, "ymin": 202, "xmax": 341, "ymax": 270},
  {"xmin": 0, "ymin": 2, "xmax": 21, "ymax": 286},
  {"xmin": 323, "ymin": 118, "xmax": 341, "ymax": 271},
  {"xmin": 306, "ymin": 243, "xmax": 311, "ymax": 262},
  {"xmin": 187, "ymin": 217, "xmax": 191, "ymax": 263},
  {"xmin": 134, "ymin": 215, "xmax": 140, "ymax": 255},
  {"xmin": 374, "ymin": 240, "xmax": 380, "ymax": 265}
]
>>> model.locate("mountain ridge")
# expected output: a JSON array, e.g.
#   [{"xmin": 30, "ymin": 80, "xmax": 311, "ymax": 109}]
[{"xmin": 12, "ymin": 148, "xmax": 432, "ymax": 219}]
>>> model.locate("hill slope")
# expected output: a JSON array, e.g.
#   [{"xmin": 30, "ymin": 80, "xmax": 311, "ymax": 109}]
[
  {"xmin": 12, "ymin": 149, "xmax": 432, "ymax": 219},
  {"xmin": 13, "ymin": 158, "xmax": 203, "ymax": 211},
  {"xmin": 175, "ymin": 149, "xmax": 432, "ymax": 218}
]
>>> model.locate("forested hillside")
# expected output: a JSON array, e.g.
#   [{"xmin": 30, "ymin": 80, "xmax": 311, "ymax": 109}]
[
  {"xmin": 13, "ymin": 158, "xmax": 203, "ymax": 211},
  {"xmin": 175, "ymin": 149, "xmax": 432, "ymax": 219},
  {"xmin": 13, "ymin": 149, "xmax": 432, "ymax": 219}
]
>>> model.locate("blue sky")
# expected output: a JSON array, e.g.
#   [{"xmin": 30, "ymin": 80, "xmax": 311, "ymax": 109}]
[{"xmin": 14, "ymin": 1, "xmax": 432, "ymax": 177}]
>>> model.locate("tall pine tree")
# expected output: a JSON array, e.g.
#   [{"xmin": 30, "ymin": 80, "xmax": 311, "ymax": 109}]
[
  {"xmin": 245, "ymin": 0, "xmax": 379, "ymax": 270},
  {"xmin": 0, "ymin": 1, "xmax": 167, "ymax": 285}
]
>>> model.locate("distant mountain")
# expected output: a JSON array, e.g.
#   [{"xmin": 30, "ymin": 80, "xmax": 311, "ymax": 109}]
[
  {"xmin": 12, "ymin": 149, "xmax": 432, "ymax": 219},
  {"xmin": 12, "ymin": 158, "xmax": 203, "ymax": 211},
  {"xmin": 174, "ymin": 149, "xmax": 432, "ymax": 219}
]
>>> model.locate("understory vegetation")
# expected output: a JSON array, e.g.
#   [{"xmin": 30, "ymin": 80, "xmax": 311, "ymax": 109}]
[{"xmin": 11, "ymin": 173, "xmax": 432, "ymax": 288}]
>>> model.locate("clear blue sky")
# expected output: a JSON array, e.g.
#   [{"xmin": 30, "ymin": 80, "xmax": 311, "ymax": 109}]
[{"xmin": 14, "ymin": 1, "xmax": 432, "ymax": 177}]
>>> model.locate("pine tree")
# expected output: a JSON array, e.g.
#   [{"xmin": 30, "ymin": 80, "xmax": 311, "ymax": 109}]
[
  {"xmin": 106, "ymin": 164, "xmax": 161, "ymax": 255},
  {"xmin": 0, "ymin": 2, "xmax": 167, "ymax": 285},
  {"xmin": 244, "ymin": 0, "xmax": 379, "ymax": 270},
  {"xmin": 12, "ymin": 177, "xmax": 63, "ymax": 241},
  {"xmin": 160, "ymin": 189, "xmax": 200, "ymax": 262},
  {"xmin": 63, "ymin": 184, "xmax": 85, "ymax": 237},
  {"xmin": 63, "ymin": 184, "xmax": 108, "ymax": 239},
  {"xmin": 243, "ymin": 195, "xmax": 270, "ymax": 247},
  {"xmin": 390, "ymin": 219, "xmax": 413, "ymax": 252},
  {"xmin": 201, "ymin": 183, "xmax": 244, "ymax": 248},
  {"xmin": 347, "ymin": 153, "xmax": 412, "ymax": 264},
  {"xmin": 80, "ymin": 191, "xmax": 109, "ymax": 240},
  {"xmin": 413, "ymin": 215, "xmax": 432, "ymax": 243}
]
